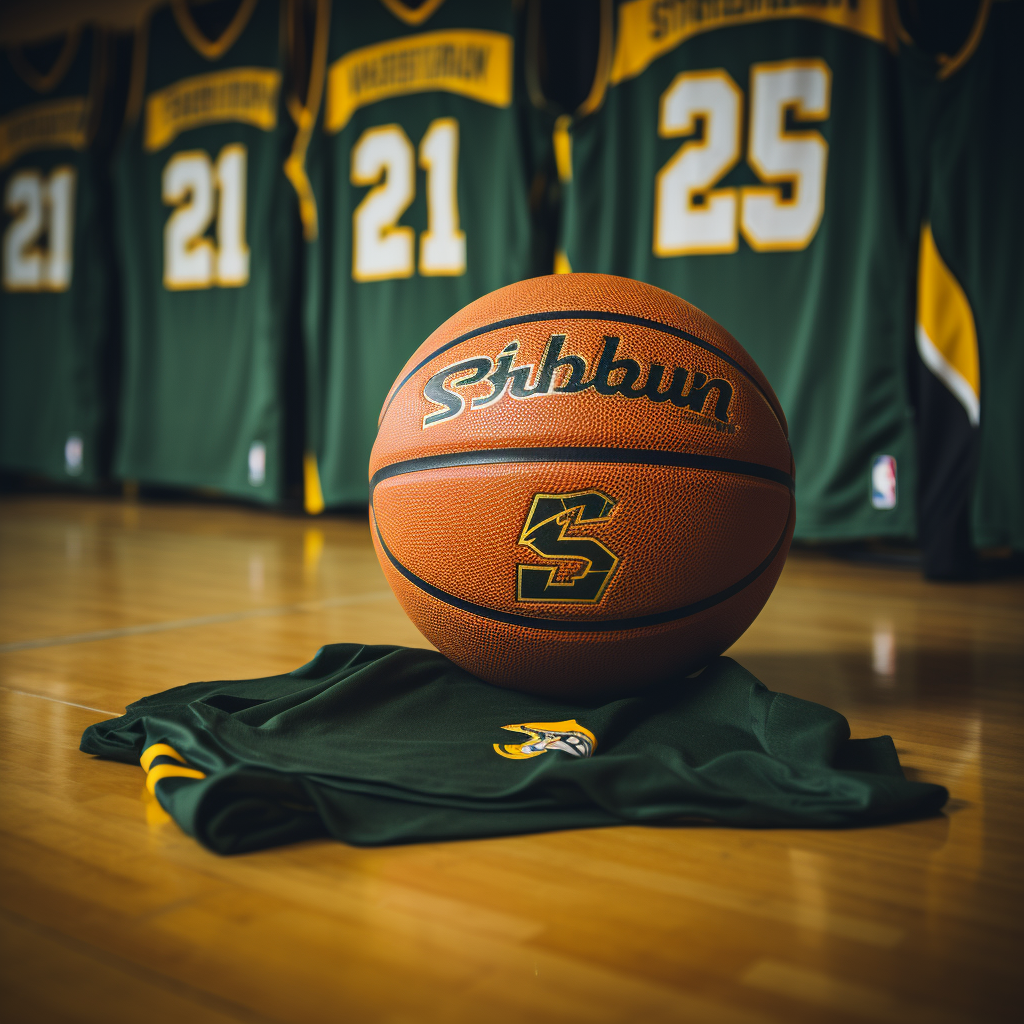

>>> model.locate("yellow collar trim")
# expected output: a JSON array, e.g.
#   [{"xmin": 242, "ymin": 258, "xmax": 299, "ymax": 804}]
[
  {"xmin": 172, "ymin": 0, "xmax": 259, "ymax": 61},
  {"xmin": 9, "ymin": 29, "xmax": 81, "ymax": 94},
  {"xmin": 379, "ymin": 0, "xmax": 448, "ymax": 28}
]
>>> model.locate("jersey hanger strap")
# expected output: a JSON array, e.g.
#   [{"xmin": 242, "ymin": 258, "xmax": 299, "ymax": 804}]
[
  {"xmin": 379, "ymin": 0, "xmax": 448, "ymax": 29},
  {"xmin": 172, "ymin": 0, "xmax": 260, "ymax": 61},
  {"xmin": 9, "ymin": 28, "xmax": 81, "ymax": 94}
]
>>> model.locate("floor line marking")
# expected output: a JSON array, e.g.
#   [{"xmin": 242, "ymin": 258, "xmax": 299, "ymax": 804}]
[
  {"xmin": 0, "ymin": 687, "xmax": 120, "ymax": 716},
  {"xmin": 0, "ymin": 591, "xmax": 395, "ymax": 653}
]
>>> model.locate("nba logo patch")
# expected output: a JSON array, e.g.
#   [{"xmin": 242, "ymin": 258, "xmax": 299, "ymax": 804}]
[
  {"xmin": 64, "ymin": 435, "xmax": 83, "ymax": 476},
  {"xmin": 248, "ymin": 442, "xmax": 266, "ymax": 486},
  {"xmin": 871, "ymin": 455, "xmax": 897, "ymax": 510}
]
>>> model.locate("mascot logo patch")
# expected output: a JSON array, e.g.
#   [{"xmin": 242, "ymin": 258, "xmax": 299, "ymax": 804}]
[{"xmin": 493, "ymin": 720, "xmax": 597, "ymax": 760}]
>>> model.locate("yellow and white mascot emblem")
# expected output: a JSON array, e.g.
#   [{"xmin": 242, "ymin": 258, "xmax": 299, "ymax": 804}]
[{"xmin": 493, "ymin": 720, "xmax": 597, "ymax": 760}]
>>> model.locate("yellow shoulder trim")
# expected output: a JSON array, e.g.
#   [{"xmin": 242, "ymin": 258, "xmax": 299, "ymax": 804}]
[
  {"xmin": 285, "ymin": 0, "xmax": 330, "ymax": 241},
  {"xmin": 916, "ymin": 223, "xmax": 980, "ymax": 426},
  {"xmin": 937, "ymin": 0, "xmax": 991, "ymax": 80},
  {"xmin": 553, "ymin": 250, "xmax": 572, "ymax": 274},
  {"xmin": 576, "ymin": 0, "xmax": 614, "ymax": 116},
  {"xmin": 140, "ymin": 742, "xmax": 188, "ymax": 771},
  {"xmin": 145, "ymin": 763, "xmax": 207, "ymax": 795},
  {"xmin": 172, "ymin": 0, "xmax": 259, "ymax": 61},
  {"xmin": 9, "ymin": 29, "xmax": 82, "ymax": 94},
  {"xmin": 379, "ymin": 0, "xmax": 448, "ymax": 27},
  {"xmin": 552, "ymin": 113, "xmax": 572, "ymax": 183}
]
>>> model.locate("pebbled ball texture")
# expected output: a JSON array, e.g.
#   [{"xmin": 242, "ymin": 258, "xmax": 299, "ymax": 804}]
[{"xmin": 369, "ymin": 273, "xmax": 794, "ymax": 698}]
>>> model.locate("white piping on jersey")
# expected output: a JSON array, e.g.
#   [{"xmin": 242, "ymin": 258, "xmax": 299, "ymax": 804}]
[{"xmin": 916, "ymin": 322, "xmax": 981, "ymax": 427}]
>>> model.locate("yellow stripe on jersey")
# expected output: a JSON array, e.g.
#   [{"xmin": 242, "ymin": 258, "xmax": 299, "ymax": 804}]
[
  {"xmin": 610, "ymin": 0, "xmax": 890, "ymax": 86},
  {"xmin": 140, "ymin": 743, "xmax": 206, "ymax": 796},
  {"xmin": 916, "ymin": 222, "xmax": 980, "ymax": 426},
  {"xmin": 285, "ymin": 0, "xmax": 331, "ymax": 240},
  {"xmin": 144, "ymin": 67, "xmax": 282, "ymax": 152},
  {"xmin": 145, "ymin": 763, "xmax": 207, "ymax": 796},
  {"xmin": 553, "ymin": 114, "xmax": 572, "ymax": 183},
  {"xmin": 554, "ymin": 250, "xmax": 572, "ymax": 274},
  {"xmin": 0, "ymin": 98, "xmax": 89, "ymax": 168},
  {"xmin": 140, "ymin": 742, "xmax": 188, "ymax": 771},
  {"xmin": 325, "ymin": 29, "xmax": 513, "ymax": 134},
  {"xmin": 303, "ymin": 452, "xmax": 325, "ymax": 515}
]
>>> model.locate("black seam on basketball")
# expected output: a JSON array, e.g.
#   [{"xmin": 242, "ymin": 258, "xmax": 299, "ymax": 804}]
[
  {"xmin": 381, "ymin": 310, "xmax": 770, "ymax": 420},
  {"xmin": 371, "ymin": 500, "xmax": 791, "ymax": 633},
  {"xmin": 370, "ymin": 448, "xmax": 794, "ymax": 492}
]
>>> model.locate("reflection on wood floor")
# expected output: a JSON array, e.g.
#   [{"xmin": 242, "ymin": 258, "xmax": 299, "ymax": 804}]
[{"xmin": 1, "ymin": 495, "xmax": 1021, "ymax": 1024}]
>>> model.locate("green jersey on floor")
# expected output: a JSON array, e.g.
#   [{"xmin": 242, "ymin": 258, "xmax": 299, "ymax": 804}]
[
  {"xmin": 558, "ymin": 0, "xmax": 918, "ymax": 540},
  {"xmin": 1, "ymin": 28, "xmax": 116, "ymax": 486},
  {"xmin": 113, "ymin": 0, "xmax": 298, "ymax": 502},
  {"xmin": 80, "ymin": 643, "xmax": 947, "ymax": 855},
  {"xmin": 299, "ymin": 0, "xmax": 546, "ymax": 509}
]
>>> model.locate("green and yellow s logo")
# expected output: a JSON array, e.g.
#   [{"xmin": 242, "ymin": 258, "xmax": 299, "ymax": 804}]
[{"xmin": 516, "ymin": 490, "xmax": 619, "ymax": 603}]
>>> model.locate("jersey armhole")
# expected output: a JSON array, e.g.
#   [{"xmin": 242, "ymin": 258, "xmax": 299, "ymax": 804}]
[
  {"xmin": 574, "ymin": 0, "xmax": 613, "ymax": 119},
  {"xmin": 122, "ymin": 15, "xmax": 148, "ymax": 131},
  {"xmin": 84, "ymin": 28, "xmax": 109, "ymax": 147},
  {"xmin": 284, "ymin": 0, "xmax": 330, "ymax": 242},
  {"xmin": 524, "ymin": 0, "xmax": 613, "ymax": 118},
  {"xmin": 892, "ymin": 0, "xmax": 993, "ymax": 80},
  {"xmin": 937, "ymin": 0, "xmax": 992, "ymax": 80}
]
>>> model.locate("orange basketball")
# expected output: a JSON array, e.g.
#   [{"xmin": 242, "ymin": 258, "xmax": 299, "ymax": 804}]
[{"xmin": 369, "ymin": 274, "xmax": 794, "ymax": 698}]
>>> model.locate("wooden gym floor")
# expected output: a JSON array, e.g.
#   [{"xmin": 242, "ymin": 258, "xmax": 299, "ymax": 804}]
[{"xmin": 1, "ymin": 494, "xmax": 1021, "ymax": 1024}]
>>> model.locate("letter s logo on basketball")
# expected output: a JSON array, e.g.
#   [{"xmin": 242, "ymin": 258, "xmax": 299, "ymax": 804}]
[{"xmin": 516, "ymin": 490, "xmax": 619, "ymax": 602}]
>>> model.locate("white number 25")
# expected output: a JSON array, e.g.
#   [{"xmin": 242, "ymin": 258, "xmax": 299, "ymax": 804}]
[{"xmin": 655, "ymin": 59, "xmax": 831, "ymax": 256}]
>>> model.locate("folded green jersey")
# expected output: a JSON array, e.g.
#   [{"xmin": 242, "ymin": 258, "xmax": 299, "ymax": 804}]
[{"xmin": 80, "ymin": 644, "xmax": 947, "ymax": 854}]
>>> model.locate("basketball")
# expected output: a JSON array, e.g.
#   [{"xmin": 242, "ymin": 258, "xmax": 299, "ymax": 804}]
[{"xmin": 369, "ymin": 273, "xmax": 795, "ymax": 696}]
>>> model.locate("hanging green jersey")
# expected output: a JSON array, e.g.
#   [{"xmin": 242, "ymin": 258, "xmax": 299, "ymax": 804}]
[
  {"xmin": 299, "ymin": 0, "xmax": 545, "ymax": 510},
  {"xmin": 112, "ymin": 0, "xmax": 298, "ymax": 503},
  {"xmin": 80, "ymin": 643, "xmax": 947, "ymax": 854},
  {"xmin": 902, "ymin": 0, "xmax": 1023, "ymax": 553},
  {"xmin": 0, "ymin": 28, "xmax": 116, "ymax": 486},
  {"xmin": 559, "ymin": 0, "xmax": 917, "ymax": 541}
]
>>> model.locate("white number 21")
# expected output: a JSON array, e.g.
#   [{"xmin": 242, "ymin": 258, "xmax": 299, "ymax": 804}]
[
  {"xmin": 351, "ymin": 117, "xmax": 466, "ymax": 282},
  {"xmin": 3, "ymin": 167, "xmax": 75, "ymax": 292},
  {"xmin": 163, "ymin": 144, "xmax": 249, "ymax": 290},
  {"xmin": 655, "ymin": 60, "xmax": 831, "ymax": 256}
]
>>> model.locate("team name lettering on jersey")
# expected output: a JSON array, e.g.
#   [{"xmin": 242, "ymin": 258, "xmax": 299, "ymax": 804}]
[
  {"xmin": 611, "ymin": 0, "xmax": 888, "ymax": 84},
  {"xmin": 0, "ymin": 98, "xmax": 89, "ymax": 167},
  {"xmin": 325, "ymin": 29, "xmax": 512, "ymax": 133},
  {"xmin": 144, "ymin": 68, "xmax": 281, "ymax": 151},
  {"xmin": 422, "ymin": 334, "xmax": 735, "ymax": 430}
]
